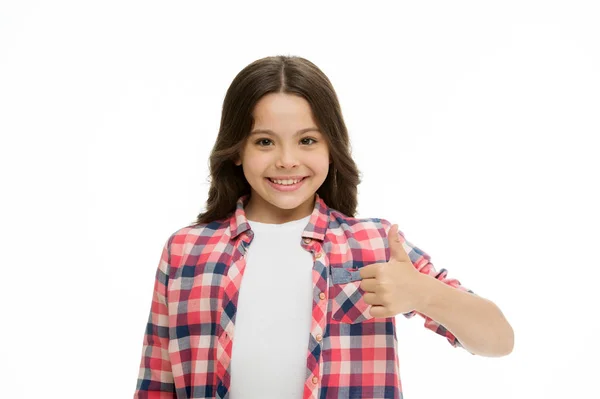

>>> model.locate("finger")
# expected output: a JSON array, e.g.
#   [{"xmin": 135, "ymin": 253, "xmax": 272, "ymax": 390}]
[
  {"xmin": 389, "ymin": 224, "xmax": 411, "ymax": 262},
  {"xmin": 359, "ymin": 277, "xmax": 377, "ymax": 293},
  {"xmin": 363, "ymin": 292, "xmax": 383, "ymax": 306},
  {"xmin": 358, "ymin": 263, "xmax": 379, "ymax": 279}
]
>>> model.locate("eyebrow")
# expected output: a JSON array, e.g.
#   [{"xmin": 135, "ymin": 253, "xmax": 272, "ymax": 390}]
[{"xmin": 249, "ymin": 127, "xmax": 321, "ymax": 137}]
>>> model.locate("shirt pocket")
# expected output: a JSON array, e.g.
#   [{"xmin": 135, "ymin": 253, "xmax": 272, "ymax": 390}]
[{"xmin": 329, "ymin": 266, "xmax": 373, "ymax": 324}]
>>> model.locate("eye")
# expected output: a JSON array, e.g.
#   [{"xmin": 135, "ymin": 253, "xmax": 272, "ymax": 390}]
[
  {"xmin": 255, "ymin": 138, "xmax": 273, "ymax": 147},
  {"xmin": 301, "ymin": 137, "xmax": 318, "ymax": 145},
  {"xmin": 254, "ymin": 137, "xmax": 318, "ymax": 147}
]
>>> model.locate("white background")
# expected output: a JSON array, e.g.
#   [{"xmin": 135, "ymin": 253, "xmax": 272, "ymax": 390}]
[{"xmin": 1, "ymin": 1, "xmax": 599, "ymax": 398}]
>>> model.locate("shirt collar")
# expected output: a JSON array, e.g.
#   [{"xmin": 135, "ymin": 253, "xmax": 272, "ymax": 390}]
[{"xmin": 229, "ymin": 193, "xmax": 330, "ymax": 241}]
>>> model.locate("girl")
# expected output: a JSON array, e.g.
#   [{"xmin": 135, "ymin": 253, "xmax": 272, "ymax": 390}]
[{"xmin": 134, "ymin": 55, "xmax": 512, "ymax": 399}]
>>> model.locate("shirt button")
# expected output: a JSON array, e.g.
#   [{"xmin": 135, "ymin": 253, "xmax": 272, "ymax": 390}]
[
  {"xmin": 319, "ymin": 292, "xmax": 325, "ymax": 300},
  {"xmin": 316, "ymin": 334, "xmax": 322, "ymax": 342},
  {"xmin": 312, "ymin": 376, "xmax": 318, "ymax": 384},
  {"xmin": 303, "ymin": 237, "xmax": 312, "ymax": 244}
]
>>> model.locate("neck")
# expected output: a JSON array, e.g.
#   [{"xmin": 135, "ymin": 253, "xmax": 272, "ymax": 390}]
[{"xmin": 244, "ymin": 194, "xmax": 314, "ymax": 224}]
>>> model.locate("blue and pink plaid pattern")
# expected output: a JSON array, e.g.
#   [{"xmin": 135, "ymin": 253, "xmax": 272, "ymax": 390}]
[{"xmin": 135, "ymin": 193, "xmax": 475, "ymax": 398}]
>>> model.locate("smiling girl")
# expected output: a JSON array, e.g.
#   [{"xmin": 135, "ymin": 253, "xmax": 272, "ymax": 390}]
[{"xmin": 134, "ymin": 55, "xmax": 513, "ymax": 399}]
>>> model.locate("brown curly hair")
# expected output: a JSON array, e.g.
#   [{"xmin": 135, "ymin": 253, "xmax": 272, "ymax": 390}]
[{"xmin": 191, "ymin": 55, "xmax": 362, "ymax": 226}]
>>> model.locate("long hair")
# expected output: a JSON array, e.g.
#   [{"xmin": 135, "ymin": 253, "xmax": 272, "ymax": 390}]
[{"xmin": 192, "ymin": 55, "xmax": 362, "ymax": 226}]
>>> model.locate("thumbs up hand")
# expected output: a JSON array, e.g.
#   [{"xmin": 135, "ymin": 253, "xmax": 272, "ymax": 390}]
[{"xmin": 359, "ymin": 224, "xmax": 429, "ymax": 318}]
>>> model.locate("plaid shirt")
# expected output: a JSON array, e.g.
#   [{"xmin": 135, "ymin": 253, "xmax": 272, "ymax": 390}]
[{"xmin": 135, "ymin": 193, "xmax": 475, "ymax": 399}]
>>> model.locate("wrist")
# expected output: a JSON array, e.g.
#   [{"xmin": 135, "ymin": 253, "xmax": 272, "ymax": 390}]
[{"xmin": 414, "ymin": 273, "xmax": 440, "ymax": 314}]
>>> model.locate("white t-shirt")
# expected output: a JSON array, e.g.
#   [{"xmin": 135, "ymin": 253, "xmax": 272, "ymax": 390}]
[{"xmin": 229, "ymin": 214, "xmax": 314, "ymax": 399}]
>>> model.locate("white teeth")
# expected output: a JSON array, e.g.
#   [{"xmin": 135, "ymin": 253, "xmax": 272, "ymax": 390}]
[{"xmin": 269, "ymin": 178, "xmax": 303, "ymax": 185}]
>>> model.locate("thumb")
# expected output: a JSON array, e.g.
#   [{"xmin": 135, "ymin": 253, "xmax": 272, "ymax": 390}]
[{"xmin": 389, "ymin": 224, "xmax": 409, "ymax": 261}]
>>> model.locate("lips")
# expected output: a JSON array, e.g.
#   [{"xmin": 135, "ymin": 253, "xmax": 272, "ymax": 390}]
[
  {"xmin": 264, "ymin": 176, "xmax": 308, "ymax": 192},
  {"xmin": 267, "ymin": 177, "xmax": 307, "ymax": 181},
  {"xmin": 267, "ymin": 177, "xmax": 307, "ymax": 183}
]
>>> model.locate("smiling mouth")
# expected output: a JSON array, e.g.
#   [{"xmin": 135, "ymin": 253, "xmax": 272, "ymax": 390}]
[{"xmin": 266, "ymin": 177, "xmax": 308, "ymax": 183}]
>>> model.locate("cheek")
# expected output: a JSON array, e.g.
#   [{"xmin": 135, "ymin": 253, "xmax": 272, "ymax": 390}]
[
  {"xmin": 245, "ymin": 161, "xmax": 272, "ymax": 183},
  {"xmin": 313, "ymin": 152, "xmax": 331, "ymax": 174}
]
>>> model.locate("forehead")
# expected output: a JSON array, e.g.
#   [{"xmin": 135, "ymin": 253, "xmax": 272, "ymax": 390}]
[{"xmin": 252, "ymin": 93, "xmax": 316, "ymax": 126}]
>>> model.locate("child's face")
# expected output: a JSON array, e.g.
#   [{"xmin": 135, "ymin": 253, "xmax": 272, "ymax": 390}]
[{"xmin": 235, "ymin": 92, "xmax": 331, "ymax": 223}]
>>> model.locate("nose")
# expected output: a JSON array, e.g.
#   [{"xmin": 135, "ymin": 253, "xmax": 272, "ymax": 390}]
[{"xmin": 275, "ymin": 146, "xmax": 300, "ymax": 169}]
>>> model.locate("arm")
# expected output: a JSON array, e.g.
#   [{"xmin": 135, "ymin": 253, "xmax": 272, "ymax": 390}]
[
  {"xmin": 382, "ymin": 220, "xmax": 513, "ymax": 357},
  {"xmin": 134, "ymin": 238, "xmax": 176, "ymax": 398},
  {"xmin": 415, "ymin": 272, "xmax": 514, "ymax": 357}
]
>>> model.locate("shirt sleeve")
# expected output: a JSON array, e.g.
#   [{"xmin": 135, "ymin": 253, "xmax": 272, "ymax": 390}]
[
  {"xmin": 134, "ymin": 237, "xmax": 177, "ymax": 398},
  {"xmin": 383, "ymin": 220, "xmax": 477, "ymax": 354}
]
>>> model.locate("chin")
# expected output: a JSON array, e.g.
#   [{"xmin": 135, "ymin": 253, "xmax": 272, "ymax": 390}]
[{"xmin": 266, "ymin": 194, "xmax": 311, "ymax": 209}]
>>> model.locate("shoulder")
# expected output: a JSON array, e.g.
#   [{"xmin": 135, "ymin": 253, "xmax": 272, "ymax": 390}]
[
  {"xmin": 326, "ymin": 208, "xmax": 395, "ymax": 240},
  {"xmin": 163, "ymin": 219, "xmax": 230, "ymax": 261}
]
